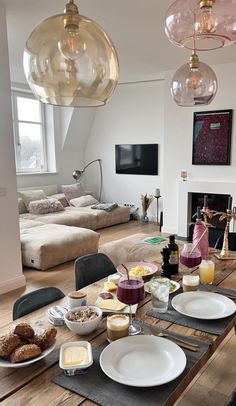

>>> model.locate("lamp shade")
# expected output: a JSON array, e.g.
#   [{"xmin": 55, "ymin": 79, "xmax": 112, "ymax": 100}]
[
  {"xmin": 165, "ymin": 0, "xmax": 236, "ymax": 51},
  {"xmin": 23, "ymin": 9, "xmax": 119, "ymax": 107},
  {"xmin": 171, "ymin": 57, "xmax": 218, "ymax": 106}
]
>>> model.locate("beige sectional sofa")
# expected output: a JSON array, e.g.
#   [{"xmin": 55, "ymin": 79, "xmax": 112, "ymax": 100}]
[
  {"xmin": 20, "ymin": 205, "xmax": 130, "ymax": 230},
  {"xmin": 18, "ymin": 190, "xmax": 130, "ymax": 271}
]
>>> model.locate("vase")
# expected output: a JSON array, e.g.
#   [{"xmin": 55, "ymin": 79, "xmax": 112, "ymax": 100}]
[{"xmin": 141, "ymin": 211, "xmax": 149, "ymax": 223}]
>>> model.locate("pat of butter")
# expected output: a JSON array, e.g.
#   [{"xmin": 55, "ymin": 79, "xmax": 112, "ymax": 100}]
[
  {"xmin": 63, "ymin": 346, "xmax": 88, "ymax": 366},
  {"xmin": 104, "ymin": 281, "xmax": 117, "ymax": 292}
]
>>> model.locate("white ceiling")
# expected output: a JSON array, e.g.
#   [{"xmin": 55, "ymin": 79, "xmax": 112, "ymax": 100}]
[{"xmin": 4, "ymin": 0, "xmax": 236, "ymax": 83}]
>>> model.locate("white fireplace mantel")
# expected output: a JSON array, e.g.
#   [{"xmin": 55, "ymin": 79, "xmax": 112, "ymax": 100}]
[{"xmin": 177, "ymin": 180, "xmax": 236, "ymax": 237}]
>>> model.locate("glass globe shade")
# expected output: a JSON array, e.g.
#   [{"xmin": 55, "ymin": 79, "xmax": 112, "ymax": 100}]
[
  {"xmin": 23, "ymin": 14, "xmax": 119, "ymax": 107},
  {"xmin": 165, "ymin": 0, "xmax": 236, "ymax": 51},
  {"xmin": 171, "ymin": 60, "xmax": 218, "ymax": 106}
]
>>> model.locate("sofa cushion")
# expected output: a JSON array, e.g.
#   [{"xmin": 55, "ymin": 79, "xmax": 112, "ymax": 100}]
[
  {"xmin": 20, "ymin": 207, "xmax": 98, "ymax": 230},
  {"xmin": 50, "ymin": 193, "xmax": 69, "ymax": 207},
  {"xmin": 70, "ymin": 195, "xmax": 99, "ymax": 207},
  {"xmin": 21, "ymin": 224, "xmax": 100, "ymax": 270},
  {"xmin": 61, "ymin": 183, "xmax": 85, "ymax": 202},
  {"xmin": 18, "ymin": 198, "xmax": 28, "ymax": 214},
  {"xmin": 28, "ymin": 198, "xmax": 65, "ymax": 214},
  {"xmin": 19, "ymin": 218, "xmax": 45, "ymax": 231},
  {"xmin": 19, "ymin": 189, "xmax": 47, "ymax": 209}
]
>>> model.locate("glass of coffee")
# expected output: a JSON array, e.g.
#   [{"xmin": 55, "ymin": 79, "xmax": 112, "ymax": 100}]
[
  {"xmin": 182, "ymin": 275, "xmax": 200, "ymax": 292},
  {"xmin": 107, "ymin": 314, "xmax": 129, "ymax": 342}
]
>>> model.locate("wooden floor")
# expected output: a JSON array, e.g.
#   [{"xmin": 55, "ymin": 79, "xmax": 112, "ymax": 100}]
[{"xmin": 0, "ymin": 221, "xmax": 235, "ymax": 405}]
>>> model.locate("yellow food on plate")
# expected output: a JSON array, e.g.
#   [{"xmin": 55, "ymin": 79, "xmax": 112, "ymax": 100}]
[
  {"xmin": 129, "ymin": 265, "xmax": 150, "ymax": 277},
  {"xmin": 104, "ymin": 281, "xmax": 117, "ymax": 292},
  {"xmin": 98, "ymin": 299, "xmax": 126, "ymax": 311}
]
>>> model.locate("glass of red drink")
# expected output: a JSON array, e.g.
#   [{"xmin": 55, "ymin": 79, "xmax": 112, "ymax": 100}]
[
  {"xmin": 180, "ymin": 243, "xmax": 202, "ymax": 271},
  {"xmin": 117, "ymin": 276, "xmax": 145, "ymax": 335}
]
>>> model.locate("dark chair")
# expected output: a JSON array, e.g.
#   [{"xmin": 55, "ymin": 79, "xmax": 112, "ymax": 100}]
[
  {"xmin": 227, "ymin": 389, "xmax": 236, "ymax": 406},
  {"xmin": 214, "ymin": 232, "xmax": 236, "ymax": 251},
  {"xmin": 75, "ymin": 253, "xmax": 117, "ymax": 290},
  {"xmin": 13, "ymin": 287, "xmax": 65, "ymax": 320}
]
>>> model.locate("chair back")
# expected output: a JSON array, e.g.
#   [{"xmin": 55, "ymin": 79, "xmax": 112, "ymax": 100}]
[
  {"xmin": 75, "ymin": 253, "xmax": 117, "ymax": 290},
  {"xmin": 13, "ymin": 287, "xmax": 65, "ymax": 320},
  {"xmin": 214, "ymin": 232, "xmax": 236, "ymax": 251}
]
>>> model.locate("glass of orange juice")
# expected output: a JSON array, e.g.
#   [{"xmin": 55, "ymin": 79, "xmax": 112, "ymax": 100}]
[{"xmin": 199, "ymin": 260, "xmax": 215, "ymax": 284}]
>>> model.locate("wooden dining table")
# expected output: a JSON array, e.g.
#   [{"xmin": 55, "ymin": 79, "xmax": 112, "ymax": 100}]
[{"xmin": 0, "ymin": 248, "xmax": 235, "ymax": 406}]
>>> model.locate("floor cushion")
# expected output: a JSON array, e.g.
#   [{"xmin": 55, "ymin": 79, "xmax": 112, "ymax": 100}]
[
  {"xmin": 21, "ymin": 224, "xmax": 100, "ymax": 271},
  {"xmin": 99, "ymin": 233, "xmax": 167, "ymax": 267}
]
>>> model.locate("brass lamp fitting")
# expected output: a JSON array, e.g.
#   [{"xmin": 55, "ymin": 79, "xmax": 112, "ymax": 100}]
[
  {"xmin": 189, "ymin": 52, "xmax": 199, "ymax": 70},
  {"xmin": 63, "ymin": 0, "xmax": 79, "ymax": 30},
  {"xmin": 199, "ymin": 0, "xmax": 215, "ymax": 9}
]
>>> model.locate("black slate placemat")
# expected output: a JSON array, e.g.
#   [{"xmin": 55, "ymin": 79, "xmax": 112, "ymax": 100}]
[
  {"xmin": 146, "ymin": 286, "xmax": 236, "ymax": 335},
  {"xmin": 52, "ymin": 333, "xmax": 209, "ymax": 406}
]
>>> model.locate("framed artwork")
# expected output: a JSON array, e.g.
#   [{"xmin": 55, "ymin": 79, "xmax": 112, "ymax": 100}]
[{"xmin": 192, "ymin": 109, "xmax": 233, "ymax": 165}]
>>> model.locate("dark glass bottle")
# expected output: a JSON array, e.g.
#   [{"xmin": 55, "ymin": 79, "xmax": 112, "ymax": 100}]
[
  {"xmin": 161, "ymin": 247, "xmax": 172, "ymax": 278},
  {"xmin": 168, "ymin": 235, "xmax": 179, "ymax": 275}
]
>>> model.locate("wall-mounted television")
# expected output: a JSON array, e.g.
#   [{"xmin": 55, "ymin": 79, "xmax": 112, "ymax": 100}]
[{"xmin": 115, "ymin": 144, "xmax": 158, "ymax": 175}]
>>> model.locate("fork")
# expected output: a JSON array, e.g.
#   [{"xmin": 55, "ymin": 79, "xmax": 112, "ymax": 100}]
[{"xmin": 149, "ymin": 330, "xmax": 199, "ymax": 352}]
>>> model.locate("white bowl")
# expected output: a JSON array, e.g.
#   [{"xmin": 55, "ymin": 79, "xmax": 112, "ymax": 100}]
[{"xmin": 64, "ymin": 306, "xmax": 102, "ymax": 335}]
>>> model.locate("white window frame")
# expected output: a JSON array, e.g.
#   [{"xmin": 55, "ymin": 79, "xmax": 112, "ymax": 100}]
[{"xmin": 12, "ymin": 90, "xmax": 48, "ymax": 173}]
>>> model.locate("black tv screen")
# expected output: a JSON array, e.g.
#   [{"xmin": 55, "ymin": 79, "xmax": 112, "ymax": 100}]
[{"xmin": 115, "ymin": 144, "xmax": 158, "ymax": 175}]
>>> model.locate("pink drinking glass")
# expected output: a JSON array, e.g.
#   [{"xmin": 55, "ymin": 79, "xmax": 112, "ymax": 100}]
[
  {"xmin": 117, "ymin": 276, "xmax": 145, "ymax": 336},
  {"xmin": 180, "ymin": 243, "xmax": 202, "ymax": 272}
]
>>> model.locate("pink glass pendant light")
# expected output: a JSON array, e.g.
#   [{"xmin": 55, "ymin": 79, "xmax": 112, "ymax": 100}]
[
  {"xmin": 23, "ymin": 0, "xmax": 119, "ymax": 107},
  {"xmin": 165, "ymin": 0, "xmax": 236, "ymax": 51},
  {"xmin": 171, "ymin": 52, "xmax": 218, "ymax": 106}
]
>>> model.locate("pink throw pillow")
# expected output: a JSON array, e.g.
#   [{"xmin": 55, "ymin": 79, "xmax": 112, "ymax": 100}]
[{"xmin": 61, "ymin": 183, "xmax": 85, "ymax": 202}]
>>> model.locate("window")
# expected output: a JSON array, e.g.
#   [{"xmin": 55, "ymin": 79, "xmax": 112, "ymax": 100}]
[{"xmin": 12, "ymin": 91, "xmax": 47, "ymax": 173}]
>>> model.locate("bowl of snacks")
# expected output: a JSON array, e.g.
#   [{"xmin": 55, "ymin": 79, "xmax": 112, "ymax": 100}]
[
  {"xmin": 64, "ymin": 306, "xmax": 102, "ymax": 335},
  {"xmin": 117, "ymin": 262, "xmax": 157, "ymax": 279}
]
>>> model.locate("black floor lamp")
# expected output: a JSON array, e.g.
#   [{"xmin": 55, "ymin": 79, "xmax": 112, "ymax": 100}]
[{"xmin": 72, "ymin": 159, "xmax": 103, "ymax": 202}]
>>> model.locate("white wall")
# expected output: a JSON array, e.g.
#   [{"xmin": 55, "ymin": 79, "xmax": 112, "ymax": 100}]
[
  {"xmin": 16, "ymin": 106, "xmax": 96, "ymax": 190},
  {"xmin": 163, "ymin": 62, "xmax": 236, "ymax": 234},
  {"xmin": 0, "ymin": 2, "xmax": 25, "ymax": 294},
  {"xmin": 85, "ymin": 80, "xmax": 164, "ymax": 220}
]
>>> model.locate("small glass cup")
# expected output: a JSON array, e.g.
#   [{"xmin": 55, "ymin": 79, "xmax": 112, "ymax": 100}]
[
  {"xmin": 150, "ymin": 277, "xmax": 170, "ymax": 313},
  {"xmin": 182, "ymin": 275, "xmax": 200, "ymax": 292},
  {"xmin": 199, "ymin": 260, "xmax": 215, "ymax": 284},
  {"xmin": 106, "ymin": 314, "xmax": 129, "ymax": 343}
]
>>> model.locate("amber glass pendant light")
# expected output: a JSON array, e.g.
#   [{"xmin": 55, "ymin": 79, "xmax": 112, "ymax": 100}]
[
  {"xmin": 171, "ymin": 50, "xmax": 218, "ymax": 106},
  {"xmin": 165, "ymin": 0, "xmax": 236, "ymax": 51},
  {"xmin": 23, "ymin": 0, "xmax": 119, "ymax": 107}
]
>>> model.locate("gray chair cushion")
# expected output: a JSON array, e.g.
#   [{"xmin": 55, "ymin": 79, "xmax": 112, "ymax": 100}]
[
  {"xmin": 13, "ymin": 287, "xmax": 65, "ymax": 320},
  {"xmin": 74, "ymin": 253, "xmax": 117, "ymax": 290}
]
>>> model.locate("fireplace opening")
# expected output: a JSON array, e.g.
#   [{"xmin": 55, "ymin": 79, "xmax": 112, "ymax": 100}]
[{"xmin": 189, "ymin": 193, "xmax": 230, "ymax": 247}]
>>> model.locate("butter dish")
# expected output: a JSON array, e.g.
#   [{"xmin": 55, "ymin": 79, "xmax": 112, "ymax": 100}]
[{"xmin": 59, "ymin": 341, "xmax": 93, "ymax": 376}]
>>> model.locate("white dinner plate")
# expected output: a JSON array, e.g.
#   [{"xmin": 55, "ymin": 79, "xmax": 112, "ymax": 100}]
[
  {"xmin": 144, "ymin": 280, "xmax": 180, "ymax": 295},
  {"xmin": 0, "ymin": 328, "xmax": 56, "ymax": 368},
  {"xmin": 99, "ymin": 335, "xmax": 186, "ymax": 387},
  {"xmin": 172, "ymin": 291, "xmax": 236, "ymax": 320}
]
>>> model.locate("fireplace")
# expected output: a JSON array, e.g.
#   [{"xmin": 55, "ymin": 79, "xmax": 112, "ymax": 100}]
[{"xmin": 189, "ymin": 192, "xmax": 230, "ymax": 247}]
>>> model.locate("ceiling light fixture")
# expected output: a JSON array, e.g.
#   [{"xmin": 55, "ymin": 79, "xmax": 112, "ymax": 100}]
[
  {"xmin": 165, "ymin": 0, "xmax": 236, "ymax": 51},
  {"xmin": 23, "ymin": 0, "xmax": 119, "ymax": 107},
  {"xmin": 171, "ymin": 50, "xmax": 218, "ymax": 106}
]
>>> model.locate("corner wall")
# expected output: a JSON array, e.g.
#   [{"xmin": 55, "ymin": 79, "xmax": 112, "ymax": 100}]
[{"xmin": 0, "ymin": 2, "xmax": 25, "ymax": 295}]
